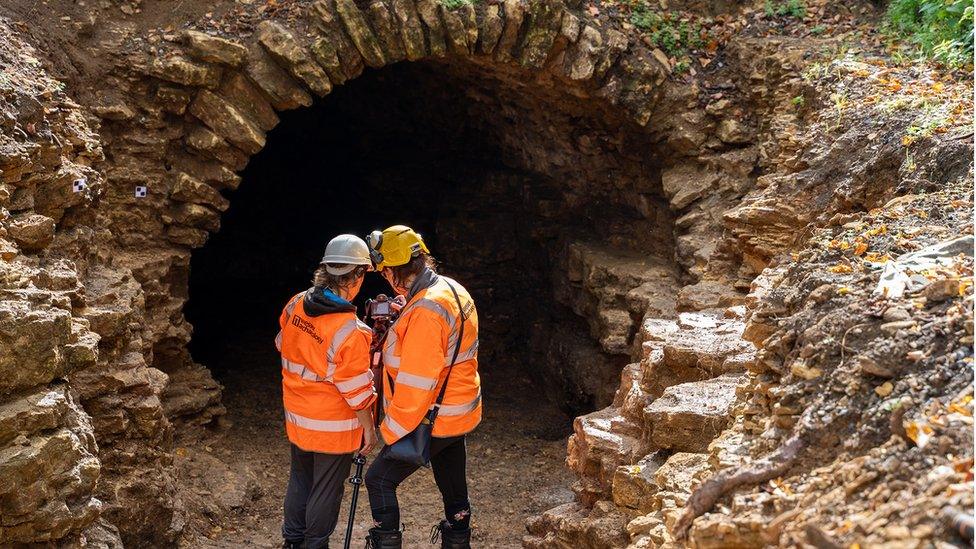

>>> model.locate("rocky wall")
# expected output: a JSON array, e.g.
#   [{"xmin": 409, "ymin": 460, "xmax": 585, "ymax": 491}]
[
  {"xmin": 525, "ymin": 29, "xmax": 974, "ymax": 549},
  {"xmin": 0, "ymin": 0, "xmax": 772, "ymax": 544}
]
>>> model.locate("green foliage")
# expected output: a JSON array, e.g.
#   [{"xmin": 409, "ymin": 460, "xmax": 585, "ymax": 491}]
[
  {"xmin": 764, "ymin": 0, "xmax": 806, "ymax": 18},
  {"xmin": 885, "ymin": 0, "xmax": 974, "ymax": 67},
  {"xmin": 791, "ymin": 95, "xmax": 805, "ymax": 107},
  {"xmin": 628, "ymin": 1, "xmax": 706, "ymax": 57},
  {"xmin": 440, "ymin": 0, "xmax": 473, "ymax": 10}
]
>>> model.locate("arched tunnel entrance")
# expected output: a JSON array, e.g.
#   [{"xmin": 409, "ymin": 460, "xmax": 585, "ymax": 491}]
[{"xmin": 180, "ymin": 58, "xmax": 681, "ymax": 546}]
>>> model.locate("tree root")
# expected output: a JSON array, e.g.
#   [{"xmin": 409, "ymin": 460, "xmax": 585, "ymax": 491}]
[{"xmin": 672, "ymin": 434, "xmax": 807, "ymax": 540}]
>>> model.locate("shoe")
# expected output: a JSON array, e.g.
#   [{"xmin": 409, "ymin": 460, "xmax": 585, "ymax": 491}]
[
  {"xmin": 365, "ymin": 527, "xmax": 402, "ymax": 549},
  {"xmin": 282, "ymin": 541, "xmax": 303, "ymax": 549},
  {"xmin": 429, "ymin": 520, "xmax": 471, "ymax": 549}
]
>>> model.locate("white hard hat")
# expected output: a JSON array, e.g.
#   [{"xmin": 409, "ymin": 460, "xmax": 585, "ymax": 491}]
[{"xmin": 322, "ymin": 234, "xmax": 373, "ymax": 275}]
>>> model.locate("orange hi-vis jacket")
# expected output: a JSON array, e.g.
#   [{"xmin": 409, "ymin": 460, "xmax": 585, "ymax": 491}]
[
  {"xmin": 277, "ymin": 288, "xmax": 376, "ymax": 454},
  {"xmin": 379, "ymin": 270, "xmax": 481, "ymax": 445}
]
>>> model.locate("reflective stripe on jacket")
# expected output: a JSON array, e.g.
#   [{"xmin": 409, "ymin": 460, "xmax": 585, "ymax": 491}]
[
  {"xmin": 278, "ymin": 291, "xmax": 376, "ymax": 454},
  {"xmin": 380, "ymin": 273, "xmax": 481, "ymax": 444}
]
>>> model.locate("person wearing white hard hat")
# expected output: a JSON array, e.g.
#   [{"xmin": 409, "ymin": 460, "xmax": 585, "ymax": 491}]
[{"xmin": 277, "ymin": 234, "xmax": 377, "ymax": 549}]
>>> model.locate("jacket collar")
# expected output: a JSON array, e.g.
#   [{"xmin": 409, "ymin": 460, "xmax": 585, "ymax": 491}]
[
  {"xmin": 302, "ymin": 286, "xmax": 357, "ymax": 317},
  {"xmin": 405, "ymin": 267, "xmax": 439, "ymax": 303}
]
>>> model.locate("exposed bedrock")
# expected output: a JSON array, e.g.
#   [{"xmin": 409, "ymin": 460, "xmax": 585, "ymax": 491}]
[{"xmin": 13, "ymin": 0, "xmax": 967, "ymax": 545}]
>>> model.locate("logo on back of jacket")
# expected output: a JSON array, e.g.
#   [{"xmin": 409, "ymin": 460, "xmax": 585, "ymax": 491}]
[{"xmin": 291, "ymin": 315, "xmax": 324, "ymax": 344}]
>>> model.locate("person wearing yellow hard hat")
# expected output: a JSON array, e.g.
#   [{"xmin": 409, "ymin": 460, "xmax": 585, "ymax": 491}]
[{"xmin": 363, "ymin": 225, "xmax": 481, "ymax": 549}]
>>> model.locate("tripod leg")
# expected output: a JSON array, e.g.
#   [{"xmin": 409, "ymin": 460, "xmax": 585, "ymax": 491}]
[{"xmin": 343, "ymin": 454, "xmax": 367, "ymax": 549}]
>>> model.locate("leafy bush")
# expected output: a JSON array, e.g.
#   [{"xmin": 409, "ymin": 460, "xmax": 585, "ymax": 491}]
[
  {"xmin": 886, "ymin": 0, "xmax": 974, "ymax": 66},
  {"xmin": 440, "ymin": 0, "xmax": 472, "ymax": 10},
  {"xmin": 628, "ymin": 1, "xmax": 706, "ymax": 57},
  {"xmin": 764, "ymin": 0, "xmax": 807, "ymax": 18}
]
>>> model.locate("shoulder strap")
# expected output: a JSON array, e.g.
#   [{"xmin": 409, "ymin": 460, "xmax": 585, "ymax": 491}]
[{"xmin": 434, "ymin": 281, "xmax": 466, "ymax": 407}]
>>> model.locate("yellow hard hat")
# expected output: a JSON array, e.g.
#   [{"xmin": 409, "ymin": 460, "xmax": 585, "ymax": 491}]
[{"xmin": 366, "ymin": 225, "xmax": 430, "ymax": 271}]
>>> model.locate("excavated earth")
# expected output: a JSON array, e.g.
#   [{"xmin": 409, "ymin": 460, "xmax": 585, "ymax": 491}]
[{"xmin": 0, "ymin": 0, "xmax": 972, "ymax": 547}]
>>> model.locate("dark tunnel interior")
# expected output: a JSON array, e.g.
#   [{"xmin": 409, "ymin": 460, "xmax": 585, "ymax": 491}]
[{"xmin": 185, "ymin": 60, "xmax": 660, "ymax": 424}]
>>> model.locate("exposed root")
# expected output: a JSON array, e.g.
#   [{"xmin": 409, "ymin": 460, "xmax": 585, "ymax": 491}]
[{"xmin": 672, "ymin": 434, "xmax": 806, "ymax": 539}]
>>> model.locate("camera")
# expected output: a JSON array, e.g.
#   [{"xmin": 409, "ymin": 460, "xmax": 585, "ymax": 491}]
[{"xmin": 366, "ymin": 298, "xmax": 392, "ymax": 318}]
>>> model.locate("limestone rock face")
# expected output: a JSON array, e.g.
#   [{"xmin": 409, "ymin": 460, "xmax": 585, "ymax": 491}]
[
  {"xmin": 644, "ymin": 374, "xmax": 743, "ymax": 453},
  {"xmin": 0, "ymin": 385, "xmax": 102, "ymax": 544},
  {"xmin": 561, "ymin": 243, "xmax": 679, "ymax": 356},
  {"xmin": 7, "ymin": 213, "xmax": 56, "ymax": 251},
  {"xmin": 0, "ymin": 298, "xmax": 85, "ymax": 394}
]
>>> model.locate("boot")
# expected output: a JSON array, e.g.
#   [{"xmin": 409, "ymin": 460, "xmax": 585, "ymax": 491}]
[
  {"xmin": 430, "ymin": 520, "xmax": 471, "ymax": 549},
  {"xmin": 365, "ymin": 527, "xmax": 402, "ymax": 549},
  {"xmin": 282, "ymin": 541, "xmax": 303, "ymax": 549}
]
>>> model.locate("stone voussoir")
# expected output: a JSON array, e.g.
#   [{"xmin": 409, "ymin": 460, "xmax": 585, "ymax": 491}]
[
  {"xmin": 519, "ymin": 0, "xmax": 565, "ymax": 69},
  {"xmin": 495, "ymin": 0, "xmax": 527, "ymax": 62},
  {"xmin": 183, "ymin": 30, "xmax": 247, "ymax": 66},
  {"xmin": 146, "ymin": 54, "xmax": 222, "ymax": 88},
  {"xmin": 415, "ymin": 0, "xmax": 448, "ymax": 57},
  {"xmin": 367, "ymin": 0, "xmax": 407, "ymax": 63},
  {"xmin": 256, "ymin": 21, "xmax": 333, "ymax": 97},
  {"xmin": 218, "ymin": 72, "xmax": 279, "ymax": 132},
  {"xmin": 243, "ymin": 43, "xmax": 314, "ymax": 111},
  {"xmin": 390, "ymin": 0, "xmax": 427, "ymax": 61},
  {"xmin": 310, "ymin": 0, "xmax": 366, "ymax": 81},
  {"xmin": 170, "ymin": 173, "xmax": 230, "ymax": 212},
  {"xmin": 476, "ymin": 3, "xmax": 504, "ymax": 55},
  {"xmin": 188, "ymin": 90, "xmax": 266, "ymax": 155},
  {"xmin": 333, "ymin": 0, "xmax": 387, "ymax": 68}
]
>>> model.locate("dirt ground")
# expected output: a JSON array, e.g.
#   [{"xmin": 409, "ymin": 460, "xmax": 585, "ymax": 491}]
[{"xmin": 174, "ymin": 326, "xmax": 576, "ymax": 548}]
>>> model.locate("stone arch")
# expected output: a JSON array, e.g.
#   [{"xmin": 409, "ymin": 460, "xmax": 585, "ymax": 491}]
[
  {"xmin": 92, "ymin": 0, "xmax": 682, "ymax": 427},
  {"xmin": 1, "ymin": 0, "xmax": 763, "ymax": 543}
]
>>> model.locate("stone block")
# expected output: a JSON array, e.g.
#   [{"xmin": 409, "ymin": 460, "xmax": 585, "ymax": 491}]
[
  {"xmin": 185, "ymin": 126, "xmax": 249, "ymax": 171},
  {"xmin": 310, "ymin": 0, "xmax": 366, "ymax": 80},
  {"xmin": 519, "ymin": 0, "xmax": 564, "ymax": 69},
  {"xmin": 644, "ymin": 374, "xmax": 743, "ymax": 453},
  {"xmin": 183, "ymin": 30, "xmax": 247, "ymax": 66},
  {"xmin": 148, "ymin": 54, "xmax": 221, "ymax": 88},
  {"xmin": 334, "ymin": 0, "xmax": 386, "ymax": 68},
  {"xmin": 188, "ymin": 90, "xmax": 266, "ymax": 155},
  {"xmin": 7, "ymin": 213, "xmax": 55, "ymax": 252},
  {"xmin": 440, "ymin": 3, "xmax": 471, "ymax": 55},
  {"xmin": 170, "ymin": 173, "xmax": 229, "ymax": 212},
  {"xmin": 476, "ymin": 4, "xmax": 504, "ymax": 54},
  {"xmin": 391, "ymin": 0, "xmax": 426, "ymax": 60},
  {"xmin": 256, "ymin": 21, "xmax": 333, "ymax": 96},
  {"xmin": 367, "ymin": 0, "xmax": 407, "ymax": 62},
  {"xmin": 415, "ymin": 0, "xmax": 447, "ymax": 57},
  {"xmin": 495, "ymin": 0, "xmax": 526, "ymax": 62},
  {"xmin": 244, "ymin": 43, "xmax": 313, "ymax": 111},
  {"xmin": 661, "ymin": 164, "xmax": 720, "ymax": 210}
]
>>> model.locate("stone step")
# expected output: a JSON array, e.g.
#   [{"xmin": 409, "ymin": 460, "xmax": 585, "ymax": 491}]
[
  {"xmin": 639, "ymin": 311, "xmax": 755, "ymax": 396},
  {"xmin": 643, "ymin": 373, "xmax": 745, "ymax": 454},
  {"xmin": 567, "ymin": 406, "xmax": 647, "ymax": 505}
]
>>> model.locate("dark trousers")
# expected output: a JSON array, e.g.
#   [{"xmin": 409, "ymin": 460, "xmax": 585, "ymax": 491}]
[
  {"xmin": 365, "ymin": 436, "xmax": 470, "ymax": 530},
  {"xmin": 282, "ymin": 444, "xmax": 353, "ymax": 548}
]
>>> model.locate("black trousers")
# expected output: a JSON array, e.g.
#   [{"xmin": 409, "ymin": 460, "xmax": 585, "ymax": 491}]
[
  {"xmin": 282, "ymin": 444, "xmax": 353, "ymax": 548},
  {"xmin": 365, "ymin": 436, "xmax": 470, "ymax": 529}
]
